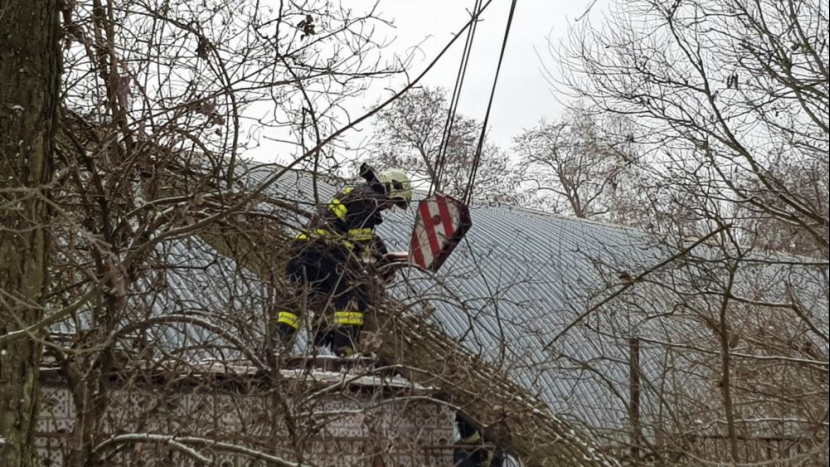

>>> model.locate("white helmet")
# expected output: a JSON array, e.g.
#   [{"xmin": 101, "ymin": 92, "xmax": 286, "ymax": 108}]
[{"xmin": 377, "ymin": 168, "xmax": 412, "ymax": 208}]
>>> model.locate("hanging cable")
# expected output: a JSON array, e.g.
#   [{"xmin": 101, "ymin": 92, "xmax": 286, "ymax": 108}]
[
  {"xmin": 429, "ymin": 0, "xmax": 484, "ymax": 197},
  {"xmin": 434, "ymin": 0, "xmax": 483, "ymax": 194},
  {"xmin": 463, "ymin": 0, "xmax": 519, "ymax": 205}
]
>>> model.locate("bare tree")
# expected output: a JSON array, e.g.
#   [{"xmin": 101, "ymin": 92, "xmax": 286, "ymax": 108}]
[
  {"xmin": 0, "ymin": 2, "xmax": 61, "ymax": 466},
  {"xmin": 543, "ymin": 0, "xmax": 830, "ymax": 463},
  {"xmin": 557, "ymin": 0, "xmax": 828, "ymax": 251},
  {"xmin": 740, "ymin": 154, "xmax": 829, "ymax": 257},
  {"xmin": 8, "ymin": 1, "xmax": 612, "ymax": 466},
  {"xmin": 367, "ymin": 86, "xmax": 519, "ymax": 202},
  {"xmin": 514, "ymin": 106, "xmax": 639, "ymax": 219},
  {"xmin": 4, "ymin": 0, "xmax": 408, "ymax": 465}
]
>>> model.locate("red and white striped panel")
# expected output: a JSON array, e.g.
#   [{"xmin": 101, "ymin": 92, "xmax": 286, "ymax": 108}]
[{"xmin": 409, "ymin": 194, "xmax": 472, "ymax": 272}]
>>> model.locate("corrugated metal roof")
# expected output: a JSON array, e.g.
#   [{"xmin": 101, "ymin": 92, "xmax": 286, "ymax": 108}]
[
  {"xmin": 242, "ymin": 166, "xmax": 828, "ymax": 435},
  {"xmin": 50, "ymin": 164, "xmax": 829, "ymax": 438},
  {"xmin": 244, "ymin": 168, "xmax": 661, "ymax": 429}
]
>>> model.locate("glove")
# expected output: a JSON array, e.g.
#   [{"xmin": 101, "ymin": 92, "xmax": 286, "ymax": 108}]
[
  {"xmin": 359, "ymin": 163, "xmax": 379, "ymax": 184},
  {"xmin": 360, "ymin": 163, "xmax": 389, "ymax": 195}
]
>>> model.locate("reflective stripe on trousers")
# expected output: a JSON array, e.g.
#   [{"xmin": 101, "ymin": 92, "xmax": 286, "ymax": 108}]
[{"xmin": 333, "ymin": 311, "xmax": 363, "ymax": 326}]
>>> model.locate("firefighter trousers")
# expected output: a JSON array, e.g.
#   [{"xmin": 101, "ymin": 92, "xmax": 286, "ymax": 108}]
[{"xmin": 275, "ymin": 240, "xmax": 369, "ymax": 356}]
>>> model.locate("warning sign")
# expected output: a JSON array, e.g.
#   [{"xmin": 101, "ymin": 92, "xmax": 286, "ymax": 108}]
[{"xmin": 409, "ymin": 194, "xmax": 472, "ymax": 272}]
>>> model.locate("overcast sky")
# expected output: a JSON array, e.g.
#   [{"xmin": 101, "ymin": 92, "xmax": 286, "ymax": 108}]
[
  {"xmin": 247, "ymin": 0, "xmax": 608, "ymax": 162},
  {"xmin": 364, "ymin": 0, "xmax": 605, "ymax": 146}
]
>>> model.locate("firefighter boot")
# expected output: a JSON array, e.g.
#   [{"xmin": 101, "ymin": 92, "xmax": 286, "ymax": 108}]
[
  {"xmin": 330, "ymin": 325, "xmax": 361, "ymax": 357},
  {"xmin": 275, "ymin": 311, "xmax": 300, "ymax": 350}
]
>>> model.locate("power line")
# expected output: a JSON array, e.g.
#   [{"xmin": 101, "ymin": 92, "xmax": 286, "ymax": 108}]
[
  {"xmin": 431, "ymin": 0, "xmax": 484, "ymax": 197},
  {"xmin": 463, "ymin": 0, "xmax": 519, "ymax": 205}
]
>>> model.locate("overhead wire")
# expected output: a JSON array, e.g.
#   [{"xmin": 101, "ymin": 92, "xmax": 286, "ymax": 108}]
[
  {"xmin": 463, "ymin": 0, "xmax": 519, "ymax": 205},
  {"xmin": 430, "ymin": 0, "xmax": 485, "ymax": 197},
  {"xmin": 438, "ymin": 0, "xmax": 518, "ymax": 363}
]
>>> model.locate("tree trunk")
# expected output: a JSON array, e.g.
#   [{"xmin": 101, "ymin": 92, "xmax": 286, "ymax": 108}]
[
  {"xmin": 718, "ymin": 267, "xmax": 741, "ymax": 464},
  {"xmin": 0, "ymin": 2, "xmax": 61, "ymax": 466}
]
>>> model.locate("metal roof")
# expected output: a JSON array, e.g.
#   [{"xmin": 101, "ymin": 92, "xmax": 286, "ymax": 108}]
[
  {"xmin": 51, "ymin": 164, "xmax": 829, "ymax": 439},
  {"xmin": 241, "ymin": 168, "xmax": 668, "ymax": 427},
  {"xmin": 242, "ymin": 166, "xmax": 829, "ymax": 436}
]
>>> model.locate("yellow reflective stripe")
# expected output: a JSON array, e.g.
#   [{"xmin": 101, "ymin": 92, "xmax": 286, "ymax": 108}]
[
  {"xmin": 334, "ymin": 311, "xmax": 363, "ymax": 326},
  {"xmin": 460, "ymin": 432, "xmax": 482, "ymax": 444},
  {"xmin": 348, "ymin": 228, "xmax": 373, "ymax": 242},
  {"xmin": 330, "ymin": 199, "xmax": 348, "ymax": 222},
  {"xmin": 277, "ymin": 312, "xmax": 300, "ymax": 330},
  {"xmin": 295, "ymin": 229, "xmax": 353, "ymax": 250},
  {"xmin": 296, "ymin": 229, "xmax": 333, "ymax": 240}
]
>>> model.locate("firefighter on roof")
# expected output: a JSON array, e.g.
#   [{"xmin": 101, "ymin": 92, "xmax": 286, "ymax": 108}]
[{"xmin": 275, "ymin": 164, "xmax": 412, "ymax": 356}]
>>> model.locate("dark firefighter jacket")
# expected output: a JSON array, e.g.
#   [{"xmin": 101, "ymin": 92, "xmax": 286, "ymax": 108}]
[{"xmin": 298, "ymin": 183, "xmax": 389, "ymax": 260}]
